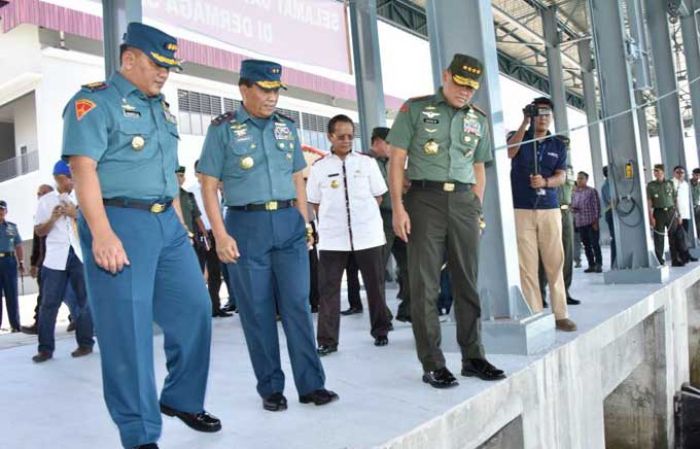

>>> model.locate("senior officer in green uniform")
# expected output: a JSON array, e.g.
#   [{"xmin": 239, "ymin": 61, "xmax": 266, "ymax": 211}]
[
  {"xmin": 387, "ymin": 54, "xmax": 505, "ymax": 388},
  {"xmin": 198, "ymin": 59, "xmax": 337, "ymax": 412},
  {"xmin": 539, "ymin": 164, "xmax": 581, "ymax": 306},
  {"xmin": 63, "ymin": 23, "xmax": 220, "ymax": 449},
  {"xmin": 647, "ymin": 164, "xmax": 683, "ymax": 266},
  {"xmin": 0, "ymin": 200, "xmax": 24, "ymax": 332}
]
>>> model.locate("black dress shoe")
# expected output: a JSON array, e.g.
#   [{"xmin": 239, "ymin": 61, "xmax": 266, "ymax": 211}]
[
  {"xmin": 584, "ymin": 267, "xmax": 596, "ymax": 273},
  {"xmin": 160, "ymin": 404, "xmax": 221, "ymax": 432},
  {"xmin": 299, "ymin": 388, "xmax": 339, "ymax": 406},
  {"xmin": 689, "ymin": 256, "xmax": 699, "ymax": 262},
  {"xmin": 422, "ymin": 367, "xmax": 458, "ymax": 389},
  {"xmin": 374, "ymin": 336, "xmax": 388, "ymax": 346},
  {"xmin": 317, "ymin": 344, "xmax": 338, "ymax": 356},
  {"xmin": 263, "ymin": 392, "xmax": 288, "ymax": 411},
  {"xmin": 212, "ymin": 309, "xmax": 232, "ymax": 318},
  {"xmin": 395, "ymin": 314, "xmax": 411, "ymax": 323},
  {"xmin": 461, "ymin": 358, "xmax": 506, "ymax": 381},
  {"xmin": 133, "ymin": 444, "xmax": 158, "ymax": 449},
  {"xmin": 221, "ymin": 303, "xmax": 237, "ymax": 313},
  {"xmin": 672, "ymin": 261, "xmax": 686, "ymax": 267},
  {"xmin": 594, "ymin": 265, "xmax": 603, "ymax": 273},
  {"xmin": 66, "ymin": 321, "xmax": 76, "ymax": 332},
  {"xmin": 340, "ymin": 307, "xmax": 363, "ymax": 316},
  {"xmin": 566, "ymin": 297, "xmax": 581, "ymax": 305},
  {"xmin": 20, "ymin": 324, "xmax": 38, "ymax": 335}
]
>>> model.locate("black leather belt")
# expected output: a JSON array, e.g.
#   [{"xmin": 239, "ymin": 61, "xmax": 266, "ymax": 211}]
[
  {"xmin": 654, "ymin": 207, "xmax": 672, "ymax": 211},
  {"xmin": 411, "ymin": 180, "xmax": 473, "ymax": 192},
  {"xmin": 103, "ymin": 198, "xmax": 173, "ymax": 214},
  {"xmin": 230, "ymin": 200, "xmax": 294, "ymax": 212},
  {"xmin": 0, "ymin": 252, "xmax": 15, "ymax": 258}
]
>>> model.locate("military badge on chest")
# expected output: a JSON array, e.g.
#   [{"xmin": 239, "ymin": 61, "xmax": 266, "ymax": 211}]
[
  {"xmin": 463, "ymin": 115, "xmax": 482, "ymax": 142},
  {"xmin": 240, "ymin": 156, "xmax": 255, "ymax": 170},
  {"xmin": 230, "ymin": 123, "xmax": 250, "ymax": 141},
  {"xmin": 121, "ymin": 101, "xmax": 141, "ymax": 119},
  {"xmin": 274, "ymin": 122, "xmax": 292, "ymax": 140},
  {"xmin": 131, "ymin": 136, "xmax": 145, "ymax": 151},
  {"xmin": 423, "ymin": 139, "xmax": 439, "ymax": 155}
]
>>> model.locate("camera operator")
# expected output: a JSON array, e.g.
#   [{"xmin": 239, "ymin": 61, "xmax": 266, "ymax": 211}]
[{"xmin": 506, "ymin": 97, "xmax": 576, "ymax": 332}]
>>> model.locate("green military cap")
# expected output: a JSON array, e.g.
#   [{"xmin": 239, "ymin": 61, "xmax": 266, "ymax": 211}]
[
  {"xmin": 123, "ymin": 22, "xmax": 182, "ymax": 72},
  {"xmin": 175, "ymin": 166, "xmax": 186, "ymax": 174},
  {"xmin": 653, "ymin": 164, "xmax": 665, "ymax": 171},
  {"xmin": 371, "ymin": 127, "xmax": 390, "ymax": 142},
  {"xmin": 447, "ymin": 53, "xmax": 484, "ymax": 89}
]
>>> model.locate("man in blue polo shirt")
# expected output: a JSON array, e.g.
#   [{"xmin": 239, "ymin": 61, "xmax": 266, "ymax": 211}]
[{"xmin": 507, "ymin": 97, "xmax": 577, "ymax": 332}]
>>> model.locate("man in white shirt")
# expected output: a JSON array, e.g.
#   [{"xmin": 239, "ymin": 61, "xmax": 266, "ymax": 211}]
[
  {"xmin": 673, "ymin": 165, "xmax": 698, "ymax": 263},
  {"xmin": 307, "ymin": 114, "xmax": 392, "ymax": 355},
  {"xmin": 32, "ymin": 160, "xmax": 94, "ymax": 362}
]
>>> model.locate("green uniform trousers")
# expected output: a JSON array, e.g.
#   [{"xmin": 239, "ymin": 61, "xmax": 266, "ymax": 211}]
[
  {"xmin": 405, "ymin": 186, "xmax": 484, "ymax": 372},
  {"xmin": 653, "ymin": 208, "xmax": 679, "ymax": 264},
  {"xmin": 539, "ymin": 206, "xmax": 573, "ymax": 300}
]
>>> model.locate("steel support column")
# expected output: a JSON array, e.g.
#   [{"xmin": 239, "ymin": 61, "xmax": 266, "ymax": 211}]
[
  {"xmin": 646, "ymin": 0, "xmax": 697, "ymax": 251},
  {"xmin": 102, "ymin": 0, "xmax": 142, "ymax": 78},
  {"xmin": 578, "ymin": 39, "xmax": 605, "ymax": 190},
  {"xmin": 646, "ymin": 0, "xmax": 688, "ymax": 171},
  {"xmin": 588, "ymin": 0, "xmax": 665, "ymax": 283},
  {"xmin": 542, "ymin": 6, "xmax": 569, "ymax": 135},
  {"xmin": 426, "ymin": 0, "xmax": 555, "ymax": 355},
  {"xmin": 636, "ymin": 91, "xmax": 653, "ymax": 184},
  {"xmin": 349, "ymin": 0, "xmax": 386, "ymax": 151},
  {"xmin": 681, "ymin": 10, "xmax": 700, "ymax": 164}
]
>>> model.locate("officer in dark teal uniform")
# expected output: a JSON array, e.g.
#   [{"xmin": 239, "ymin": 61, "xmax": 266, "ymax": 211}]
[
  {"xmin": 198, "ymin": 59, "xmax": 337, "ymax": 412},
  {"xmin": 0, "ymin": 200, "xmax": 24, "ymax": 332},
  {"xmin": 62, "ymin": 23, "xmax": 220, "ymax": 449}
]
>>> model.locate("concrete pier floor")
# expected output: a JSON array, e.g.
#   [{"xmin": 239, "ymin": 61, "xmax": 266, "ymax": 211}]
[{"xmin": 0, "ymin": 254, "xmax": 693, "ymax": 449}]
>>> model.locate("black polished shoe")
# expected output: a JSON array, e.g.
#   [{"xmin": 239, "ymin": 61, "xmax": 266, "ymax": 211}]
[
  {"xmin": 672, "ymin": 261, "xmax": 686, "ymax": 267},
  {"xmin": 395, "ymin": 314, "xmax": 412, "ymax": 323},
  {"xmin": 212, "ymin": 309, "xmax": 233, "ymax": 318},
  {"xmin": 594, "ymin": 265, "xmax": 603, "ymax": 273},
  {"xmin": 461, "ymin": 358, "xmax": 506, "ymax": 381},
  {"xmin": 66, "ymin": 321, "xmax": 76, "ymax": 332},
  {"xmin": 10, "ymin": 328, "xmax": 20, "ymax": 333},
  {"xmin": 340, "ymin": 307, "xmax": 363, "ymax": 316},
  {"xmin": 317, "ymin": 344, "xmax": 338, "ymax": 356},
  {"xmin": 422, "ymin": 367, "xmax": 458, "ymax": 389},
  {"xmin": 689, "ymin": 256, "xmax": 699, "ymax": 262},
  {"xmin": 160, "ymin": 404, "xmax": 221, "ymax": 433},
  {"xmin": 20, "ymin": 324, "xmax": 38, "ymax": 335},
  {"xmin": 133, "ymin": 444, "xmax": 158, "ymax": 449},
  {"xmin": 566, "ymin": 297, "xmax": 581, "ymax": 305},
  {"xmin": 584, "ymin": 267, "xmax": 596, "ymax": 273},
  {"xmin": 221, "ymin": 303, "xmax": 237, "ymax": 313},
  {"xmin": 263, "ymin": 392, "xmax": 288, "ymax": 412},
  {"xmin": 374, "ymin": 336, "xmax": 388, "ymax": 346},
  {"xmin": 71, "ymin": 346, "xmax": 93, "ymax": 358},
  {"xmin": 299, "ymin": 388, "xmax": 339, "ymax": 406}
]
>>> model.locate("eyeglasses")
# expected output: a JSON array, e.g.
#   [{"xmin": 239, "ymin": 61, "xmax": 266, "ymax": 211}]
[{"xmin": 332, "ymin": 134, "xmax": 354, "ymax": 141}]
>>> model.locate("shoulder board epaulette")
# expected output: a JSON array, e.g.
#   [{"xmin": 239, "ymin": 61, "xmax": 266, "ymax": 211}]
[
  {"xmin": 312, "ymin": 155, "xmax": 328, "ymax": 165},
  {"xmin": 470, "ymin": 104, "xmax": 487, "ymax": 116},
  {"xmin": 211, "ymin": 111, "xmax": 236, "ymax": 126},
  {"xmin": 408, "ymin": 94, "xmax": 434, "ymax": 103},
  {"xmin": 275, "ymin": 111, "xmax": 296, "ymax": 123},
  {"xmin": 554, "ymin": 134, "xmax": 570, "ymax": 145},
  {"xmin": 81, "ymin": 81, "xmax": 108, "ymax": 92}
]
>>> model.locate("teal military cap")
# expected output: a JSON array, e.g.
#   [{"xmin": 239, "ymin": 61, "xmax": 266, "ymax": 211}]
[
  {"xmin": 240, "ymin": 59, "xmax": 287, "ymax": 90},
  {"xmin": 123, "ymin": 22, "xmax": 182, "ymax": 72}
]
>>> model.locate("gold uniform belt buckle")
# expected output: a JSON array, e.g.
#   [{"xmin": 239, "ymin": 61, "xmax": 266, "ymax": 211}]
[
  {"xmin": 443, "ymin": 182, "xmax": 455, "ymax": 192},
  {"xmin": 265, "ymin": 201, "xmax": 278, "ymax": 211},
  {"xmin": 560, "ymin": 205, "xmax": 569, "ymax": 211},
  {"xmin": 150, "ymin": 203, "xmax": 166, "ymax": 214}
]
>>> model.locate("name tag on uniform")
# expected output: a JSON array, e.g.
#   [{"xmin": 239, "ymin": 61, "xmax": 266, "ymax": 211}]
[
  {"xmin": 327, "ymin": 173, "xmax": 339, "ymax": 177},
  {"xmin": 547, "ymin": 152, "xmax": 558, "ymax": 158}
]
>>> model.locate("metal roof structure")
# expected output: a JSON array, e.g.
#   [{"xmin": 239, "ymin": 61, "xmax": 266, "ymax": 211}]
[{"xmin": 381, "ymin": 0, "xmax": 695, "ymax": 132}]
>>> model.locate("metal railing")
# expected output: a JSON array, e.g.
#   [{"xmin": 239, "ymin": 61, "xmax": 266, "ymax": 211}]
[{"xmin": 0, "ymin": 151, "xmax": 39, "ymax": 182}]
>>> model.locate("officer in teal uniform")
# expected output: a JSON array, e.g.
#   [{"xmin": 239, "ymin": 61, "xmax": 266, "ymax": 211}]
[
  {"xmin": 198, "ymin": 59, "xmax": 338, "ymax": 412},
  {"xmin": 0, "ymin": 200, "xmax": 24, "ymax": 332},
  {"xmin": 62, "ymin": 23, "xmax": 220, "ymax": 449}
]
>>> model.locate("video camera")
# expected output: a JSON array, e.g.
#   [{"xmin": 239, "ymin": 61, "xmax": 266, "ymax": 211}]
[{"xmin": 523, "ymin": 103, "xmax": 552, "ymax": 118}]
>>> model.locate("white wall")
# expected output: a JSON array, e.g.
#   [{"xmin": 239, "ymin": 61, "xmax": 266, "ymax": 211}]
[{"xmin": 13, "ymin": 92, "xmax": 38, "ymax": 159}]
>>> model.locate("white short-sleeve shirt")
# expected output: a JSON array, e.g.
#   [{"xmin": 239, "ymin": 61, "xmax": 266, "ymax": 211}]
[
  {"xmin": 674, "ymin": 178, "xmax": 691, "ymax": 219},
  {"xmin": 307, "ymin": 151, "xmax": 388, "ymax": 251},
  {"xmin": 34, "ymin": 190, "xmax": 83, "ymax": 270}
]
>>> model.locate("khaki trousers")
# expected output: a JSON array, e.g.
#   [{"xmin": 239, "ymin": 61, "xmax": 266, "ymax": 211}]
[{"xmin": 514, "ymin": 208, "xmax": 568, "ymax": 320}]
